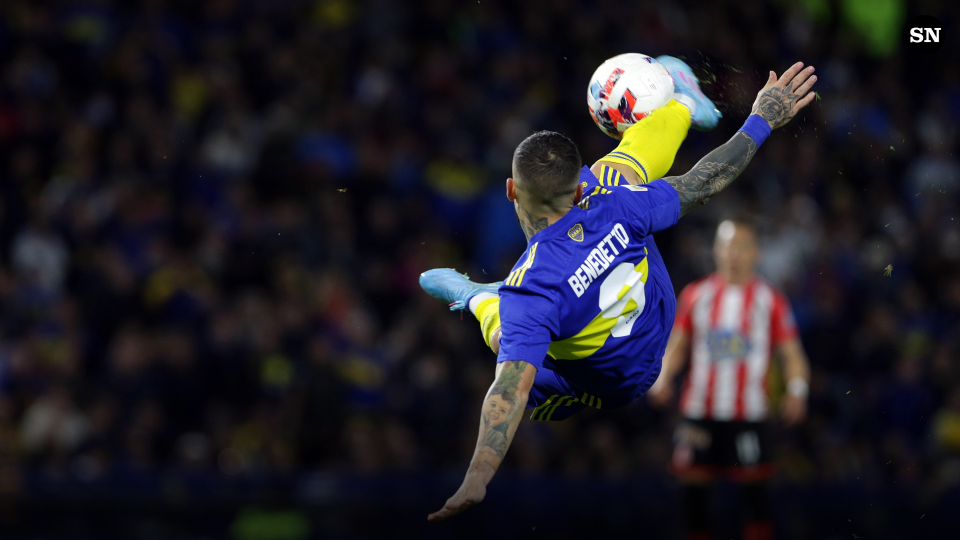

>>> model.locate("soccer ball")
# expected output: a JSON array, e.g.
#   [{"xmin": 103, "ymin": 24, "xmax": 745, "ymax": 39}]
[{"xmin": 587, "ymin": 53, "xmax": 674, "ymax": 139}]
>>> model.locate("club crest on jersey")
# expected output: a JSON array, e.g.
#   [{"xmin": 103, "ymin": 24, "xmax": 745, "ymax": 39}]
[{"xmin": 568, "ymin": 223, "xmax": 584, "ymax": 242}]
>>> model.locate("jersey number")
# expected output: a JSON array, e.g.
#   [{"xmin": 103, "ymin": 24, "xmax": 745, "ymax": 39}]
[{"xmin": 597, "ymin": 262, "xmax": 646, "ymax": 338}]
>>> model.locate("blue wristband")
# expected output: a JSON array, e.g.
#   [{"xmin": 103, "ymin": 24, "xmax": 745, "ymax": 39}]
[{"xmin": 738, "ymin": 114, "xmax": 772, "ymax": 146}]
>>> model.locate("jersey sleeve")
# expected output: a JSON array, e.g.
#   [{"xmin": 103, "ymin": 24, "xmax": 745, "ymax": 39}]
[
  {"xmin": 674, "ymin": 283, "xmax": 697, "ymax": 333},
  {"xmin": 770, "ymin": 291, "xmax": 799, "ymax": 347},
  {"xmin": 496, "ymin": 284, "xmax": 559, "ymax": 371},
  {"xmin": 609, "ymin": 179, "xmax": 681, "ymax": 236}
]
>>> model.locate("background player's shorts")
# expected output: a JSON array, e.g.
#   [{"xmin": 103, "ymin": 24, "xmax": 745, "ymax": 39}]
[
  {"xmin": 526, "ymin": 368, "xmax": 607, "ymax": 422},
  {"xmin": 670, "ymin": 419, "xmax": 774, "ymax": 482}
]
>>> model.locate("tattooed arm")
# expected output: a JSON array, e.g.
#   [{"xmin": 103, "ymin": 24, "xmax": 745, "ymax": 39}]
[
  {"xmin": 665, "ymin": 62, "xmax": 817, "ymax": 216},
  {"xmin": 427, "ymin": 360, "xmax": 536, "ymax": 522}
]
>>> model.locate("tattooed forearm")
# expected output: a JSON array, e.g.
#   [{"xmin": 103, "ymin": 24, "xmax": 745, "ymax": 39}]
[
  {"xmin": 471, "ymin": 360, "xmax": 533, "ymax": 470},
  {"xmin": 665, "ymin": 62, "xmax": 817, "ymax": 217},
  {"xmin": 664, "ymin": 131, "xmax": 758, "ymax": 216}
]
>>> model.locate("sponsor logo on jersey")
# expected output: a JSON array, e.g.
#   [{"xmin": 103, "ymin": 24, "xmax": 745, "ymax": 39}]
[
  {"xmin": 567, "ymin": 223, "xmax": 584, "ymax": 242},
  {"xmin": 706, "ymin": 330, "xmax": 751, "ymax": 360}
]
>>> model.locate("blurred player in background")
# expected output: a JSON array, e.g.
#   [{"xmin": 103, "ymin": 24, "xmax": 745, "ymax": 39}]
[
  {"xmin": 421, "ymin": 60, "xmax": 817, "ymax": 521},
  {"xmin": 647, "ymin": 219, "xmax": 811, "ymax": 540}
]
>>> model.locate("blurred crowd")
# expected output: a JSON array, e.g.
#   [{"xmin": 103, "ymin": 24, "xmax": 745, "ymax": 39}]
[{"xmin": 0, "ymin": 0, "xmax": 959, "ymax": 511}]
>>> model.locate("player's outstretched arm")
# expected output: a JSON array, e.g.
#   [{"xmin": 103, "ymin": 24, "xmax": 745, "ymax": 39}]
[
  {"xmin": 665, "ymin": 62, "xmax": 817, "ymax": 216},
  {"xmin": 427, "ymin": 360, "xmax": 536, "ymax": 522}
]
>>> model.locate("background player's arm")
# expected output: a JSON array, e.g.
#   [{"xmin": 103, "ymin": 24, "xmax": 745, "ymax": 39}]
[
  {"xmin": 664, "ymin": 63, "xmax": 816, "ymax": 216},
  {"xmin": 778, "ymin": 337, "xmax": 810, "ymax": 426},
  {"xmin": 648, "ymin": 328, "xmax": 690, "ymax": 407},
  {"xmin": 427, "ymin": 360, "xmax": 536, "ymax": 522}
]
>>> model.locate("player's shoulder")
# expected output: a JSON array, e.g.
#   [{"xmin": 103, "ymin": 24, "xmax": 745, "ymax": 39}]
[
  {"xmin": 755, "ymin": 277, "xmax": 792, "ymax": 307},
  {"xmin": 680, "ymin": 274, "xmax": 717, "ymax": 296},
  {"xmin": 501, "ymin": 240, "xmax": 568, "ymax": 295}
]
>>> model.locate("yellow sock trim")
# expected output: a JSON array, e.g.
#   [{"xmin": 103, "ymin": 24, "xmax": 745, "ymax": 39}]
[
  {"xmin": 475, "ymin": 297, "xmax": 501, "ymax": 352},
  {"xmin": 599, "ymin": 99, "xmax": 692, "ymax": 183}
]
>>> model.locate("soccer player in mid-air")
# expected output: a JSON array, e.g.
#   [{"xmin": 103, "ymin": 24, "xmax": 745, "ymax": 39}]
[{"xmin": 420, "ymin": 59, "xmax": 817, "ymax": 521}]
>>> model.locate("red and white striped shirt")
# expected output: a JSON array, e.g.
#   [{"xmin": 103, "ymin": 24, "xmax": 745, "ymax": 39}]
[{"xmin": 675, "ymin": 274, "xmax": 798, "ymax": 422}]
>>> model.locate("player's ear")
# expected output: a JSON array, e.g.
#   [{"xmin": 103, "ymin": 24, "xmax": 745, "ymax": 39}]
[
  {"xmin": 572, "ymin": 182, "xmax": 584, "ymax": 205},
  {"xmin": 506, "ymin": 178, "xmax": 517, "ymax": 201}
]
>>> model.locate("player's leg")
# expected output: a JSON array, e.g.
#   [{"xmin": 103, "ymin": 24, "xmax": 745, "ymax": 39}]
[
  {"xmin": 728, "ymin": 422, "xmax": 775, "ymax": 540},
  {"xmin": 524, "ymin": 366, "xmax": 601, "ymax": 421},
  {"xmin": 593, "ymin": 56, "xmax": 721, "ymax": 185},
  {"xmin": 741, "ymin": 481, "xmax": 773, "ymax": 540},
  {"xmin": 671, "ymin": 420, "xmax": 722, "ymax": 540},
  {"xmin": 681, "ymin": 482, "xmax": 712, "ymax": 540}
]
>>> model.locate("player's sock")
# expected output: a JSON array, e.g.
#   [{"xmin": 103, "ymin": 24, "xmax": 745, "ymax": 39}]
[
  {"xmin": 599, "ymin": 99, "xmax": 691, "ymax": 183},
  {"xmin": 472, "ymin": 296, "xmax": 501, "ymax": 352},
  {"xmin": 672, "ymin": 92, "xmax": 697, "ymax": 116},
  {"xmin": 468, "ymin": 292, "xmax": 497, "ymax": 314}
]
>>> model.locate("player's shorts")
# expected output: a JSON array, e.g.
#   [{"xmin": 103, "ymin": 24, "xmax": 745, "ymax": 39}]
[
  {"xmin": 670, "ymin": 419, "xmax": 774, "ymax": 482},
  {"xmin": 526, "ymin": 368, "xmax": 608, "ymax": 422}
]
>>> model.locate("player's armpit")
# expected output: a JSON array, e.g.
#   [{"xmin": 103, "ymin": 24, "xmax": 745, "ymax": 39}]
[{"xmin": 427, "ymin": 360, "xmax": 535, "ymax": 522}]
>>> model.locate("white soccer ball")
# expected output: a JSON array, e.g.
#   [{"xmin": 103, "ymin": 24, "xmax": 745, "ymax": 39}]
[{"xmin": 587, "ymin": 53, "xmax": 674, "ymax": 139}]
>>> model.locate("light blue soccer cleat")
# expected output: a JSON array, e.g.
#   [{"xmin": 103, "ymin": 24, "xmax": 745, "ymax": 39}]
[
  {"xmin": 657, "ymin": 55, "xmax": 722, "ymax": 131},
  {"xmin": 419, "ymin": 268, "xmax": 503, "ymax": 311}
]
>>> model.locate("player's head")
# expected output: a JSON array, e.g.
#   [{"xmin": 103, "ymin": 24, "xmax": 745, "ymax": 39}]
[
  {"xmin": 507, "ymin": 131, "xmax": 584, "ymax": 215},
  {"xmin": 713, "ymin": 219, "xmax": 759, "ymax": 282},
  {"xmin": 484, "ymin": 385, "xmax": 517, "ymax": 427}
]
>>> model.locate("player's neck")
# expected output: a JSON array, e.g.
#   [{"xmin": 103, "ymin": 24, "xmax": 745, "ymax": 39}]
[
  {"xmin": 517, "ymin": 204, "xmax": 572, "ymax": 241},
  {"xmin": 719, "ymin": 270, "xmax": 755, "ymax": 286}
]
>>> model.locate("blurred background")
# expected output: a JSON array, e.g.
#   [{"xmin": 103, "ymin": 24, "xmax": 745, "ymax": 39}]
[{"xmin": 0, "ymin": 0, "xmax": 958, "ymax": 538}]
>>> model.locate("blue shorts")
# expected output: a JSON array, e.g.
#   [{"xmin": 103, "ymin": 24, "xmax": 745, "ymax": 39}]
[{"xmin": 526, "ymin": 367, "xmax": 610, "ymax": 422}]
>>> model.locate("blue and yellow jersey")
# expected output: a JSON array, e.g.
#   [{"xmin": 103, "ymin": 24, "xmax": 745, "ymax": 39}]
[{"xmin": 497, "ymin": 166, "xmax": 680, "ymax": 408}]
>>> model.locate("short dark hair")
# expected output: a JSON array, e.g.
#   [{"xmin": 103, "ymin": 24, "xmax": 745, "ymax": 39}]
[{"xmin": 512, "ymin": 131, "xmax": 582, "ymax": 205}]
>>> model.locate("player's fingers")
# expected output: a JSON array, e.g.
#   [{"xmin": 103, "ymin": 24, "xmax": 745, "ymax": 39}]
[
  {"xmin": 787, "ymin": 66, "xmax": 815, "ymax": 92},
  {"xmin": 775, "ymin": 62, "xmax": 804, "ymax": 88},
  {"xmin": 794, "ymin": 74, "xmax": 817, "ymax": 97},
  {"xmin": 794, "ymin": 91, "xmax": 816, "ymax": 111},
  {"xmin": 760, "ymin": 70, "xmax": 776, "ymax": 90}
]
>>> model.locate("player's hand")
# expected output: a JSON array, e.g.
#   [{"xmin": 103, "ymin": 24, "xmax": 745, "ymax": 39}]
[
  {"xmin": 427, "ymin": 477, "xmax": 487, "ymax": 522},
  {"xmin": 751, "ymin": 62, "xmax": 817, "ymax": 130},
  {"xmin": 781, "ymin": 394, "xmax": 807, "ymax": 426},
  {"xmin": 647, "ymin": 380, "xmax": 674, "ymax": 408}
]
